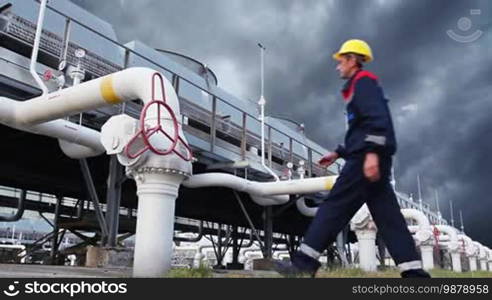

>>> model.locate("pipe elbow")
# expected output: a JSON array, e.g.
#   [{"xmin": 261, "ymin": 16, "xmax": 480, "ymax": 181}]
[
  {"xmin": 58, "ymin": 139, "xmax": 104, "ymax": 159},
  {"xmin": 401, "ymin": 208, "xmax": 431, "ymax": 229},
  {"xmin": 295, "ymin": 197, "xmax": 318, "ymax": 217}
]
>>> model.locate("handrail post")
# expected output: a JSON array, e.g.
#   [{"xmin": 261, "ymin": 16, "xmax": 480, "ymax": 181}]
[
  {"xmin": 210, "ymin": 96, "xmax": 217, "ymax": 152},
  {"xmin": 241, "ymin": 112, "xmax": 247, "ymax": 160}
]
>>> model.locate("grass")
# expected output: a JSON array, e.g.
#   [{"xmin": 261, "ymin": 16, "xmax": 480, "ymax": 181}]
[
  {"xmin": 165, "ymin": 265, "xmax": 213, "ymax": 278},
  {"xmin": 164, "ymin": 266, "xmax": 492, "ymax": 278},
  {"xmin": 317, "ymin": 267, "xmax": 492, "ymax": 278}
]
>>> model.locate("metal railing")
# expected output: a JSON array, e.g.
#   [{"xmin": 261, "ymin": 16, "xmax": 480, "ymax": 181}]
[{"xmin": 19, "ymin": 1, "xmax": 336, "ymax": 178}]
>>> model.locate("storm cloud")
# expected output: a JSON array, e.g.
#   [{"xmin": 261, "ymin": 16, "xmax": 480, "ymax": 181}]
[{"xmin": 72, "ymin": 0, "xmax": 492, "ymax": 245}]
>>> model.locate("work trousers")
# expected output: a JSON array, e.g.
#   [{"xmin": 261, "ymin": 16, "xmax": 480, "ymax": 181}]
[{"xmin": 302, "ymin": 154, "xmax": 420, "ymax": 266}]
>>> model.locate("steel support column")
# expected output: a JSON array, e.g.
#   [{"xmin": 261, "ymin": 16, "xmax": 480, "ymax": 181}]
[
  {"xmin": 50, "ymin": 195, "xmax": 62, "ymax": 264},
  {"xmin": 79, "ymin": 159, "xmax": 109, "ymax": 240},
  {"xmin": 104, "ymin": 155, "xmax": 124, "ymax": 247},
  {"xmin": 263, "ymin": 206, "xmax": 273, "ymax": 259}
]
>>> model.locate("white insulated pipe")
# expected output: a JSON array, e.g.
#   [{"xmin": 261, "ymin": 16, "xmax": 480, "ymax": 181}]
[
  {"xmin": 133, "ymin": 173, "xmax": 184, "ymax": 277},
  {"xmin": 239, "ymin": 247, "xmax": 261, "ymax": 264},
  {"xmin": 295, "ymin": 197, "xmax": 318, "ymax": 217},
  {"xmin": 257, "ymin": 44, "xmax": 279, "ymax": 181},
  {"xmin": 3, "ymin": 67, "xmax": 181, "ymax": 126},
  {"xmin": 0, "ymin": 244, "xmax": 27, "ymax": 263},
  {"xmin": 183, "ymin": 173, "xmax": 337, "ymax": 200},
  {"xmin": 458, "ymin": 234, "xmax": 478, "ymax": 272},
  {"xmin": 0, "ymin": 97, "xmax": 105, "ymax": 158},
  {"xmin": 435, "ymin": 225, "xmax": 461, "ymax": 272},
  {"xmin": 470, "ymin": 255, "xmax": 478, "ymax": 272},
  {"xmin": 273, "ymin": 250, "xmax": 289, "ymax": 260},
  {"xmin": 350, "ymin": 205, "xmax": 377, "ymax": 272},
  {"xmin": 420, "ymin": 244, "xmax": 434, "ymax": 271},
  {"xmin": 0, "ymin": 69, "xmax": 191, "ymax": 279},
  {"xmin": 401, "ymin": 210, "xmax": 433, "ymax": 270},
  {"xmin": 244, "ymin": 251, "xmax": 264, "ymax": 270},
  {"xmin": 250, "ymin": 195, "xmax": 289, "ymax": 206},
  {"xmin": 488, "ymin": 248, "xmax": 492, "ymax": 271},
  {"xmin": 401, "ymin": 208, "xmax": 431, "ymax": 229},
  {"xmin": 355, "ymin": 229, "xmax": 378, "ymax": 272},
  {"xmin": 0, "ymin": 67, "xmax": 182, "ymax": 158},
  {"xmin": 475, "ymin": 242, "xmax": 488, "ymax": 271},
  {"xmin": 30, "ymin": 0, "xmax": 49, "ymax": 95},
  {"xmin": 406, "ymin": 225, "xmax": 434, "ymax": 270},
  {"xmin": 0, "ymin": 67, "xmax": 192, "ymax": 277},
  {"xmin": 193, "ymin": 245, "xmax": 215, "ymax": 268}
]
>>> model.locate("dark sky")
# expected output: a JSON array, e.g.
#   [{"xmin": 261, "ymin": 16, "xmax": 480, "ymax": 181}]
[{"xmin": 71, "ymin": 0, "xmax": 491, "ymax": 246}]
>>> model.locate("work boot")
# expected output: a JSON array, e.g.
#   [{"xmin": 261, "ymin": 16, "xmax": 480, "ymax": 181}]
[
  {"xmin": 273, "ymin": 251, "xmax": 321, "ymax": 278},
  {"xmin": 401, "ymin": 268, "xmax": 431, "ymax": 278}
]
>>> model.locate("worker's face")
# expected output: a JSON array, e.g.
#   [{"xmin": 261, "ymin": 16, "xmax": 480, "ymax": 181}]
[{"xmin": 336, "ymin": 55, "xmax": 357, "ymax": 79}]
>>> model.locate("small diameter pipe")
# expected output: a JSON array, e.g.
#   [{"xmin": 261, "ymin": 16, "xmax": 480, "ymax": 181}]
[
  {"xmin": 183, "ymin": 173, "xmax": 337, "ymax": 198},
  {"xmin": 259, "ymin": 100, "xmax": 279, "ymax": 181},
  {"xmin": 30, "ymin": 0, "xmax": 49, "ymax": 95},
  {"xmin": 257, "ymin": 44, "xmax": 278, "ymax": 181}
]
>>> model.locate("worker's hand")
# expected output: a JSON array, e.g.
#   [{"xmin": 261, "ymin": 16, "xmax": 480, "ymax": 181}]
[
  {"xmin": 318, "ymin": 152, "xmax": 338, "ymax": 167},
  {"xmin": 364, "ymin": 152, "xmax": 380, "ymax": 182}
]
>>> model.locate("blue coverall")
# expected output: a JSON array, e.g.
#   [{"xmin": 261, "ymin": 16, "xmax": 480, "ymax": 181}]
[{"xmin": 293, "ymin": 70, "xmax": 422, "ymax": 273}]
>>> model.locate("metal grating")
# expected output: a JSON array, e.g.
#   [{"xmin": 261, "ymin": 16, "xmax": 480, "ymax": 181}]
[{"xmin": 4, "ymin": 14, "xmax": 122, "ymax": 78}]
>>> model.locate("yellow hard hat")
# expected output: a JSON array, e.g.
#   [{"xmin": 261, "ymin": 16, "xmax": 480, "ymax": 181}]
[{"xmin": 332, "ymin": 39, "xmax": 373, "ymax": 63}]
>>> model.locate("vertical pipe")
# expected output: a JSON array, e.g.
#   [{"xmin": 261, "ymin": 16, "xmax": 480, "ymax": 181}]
[
  {"xmin": 59, "ymin": 18, "xmax": 72, "ymax": 63},
  {"xmin": 133, "ymin": 173, "xmax": 183, "ymax": 277},
  {"xmin": 289, "ymin": 138, "xmax": 293, "ymax": 163},
  {"xmin": 268, "ymin": 126, "xmax": 272, "ymax": 167},
  {"xmin": 307, "ymin": 149, "xmax": 313, "ymax": 177},
  {"xmin": 450, "ymin": 200, "xmax": 455, "ymax": 228},
  {"xmin": 355, "ymin": 229, "xmax": 377, "ymax": 272},
  {"xmin": 210, "ymin": 97, "xmax": 217, "ymax": 152},
  {"xmin": 435, "ymin": 190, "xmax": 442, "ymax": 225},
  {"xmin": 241, "ymin": 112, "xmax": 247, "ymax": 160},
  {"xmin": 459, "ymin": 210, "xmax": 464, "ymax": 233},
  {"xmin": 469, "ymin": 257, "xmax": 477, "ymax": 271},
  {"xmin": 451, "ymin": 252, "xmax": 462, "ymax": 272},
  {"xmin": 417, "ymin": 174, "xmax": 423, "ymax": 212},
  {"xmin": 479, "ymin": 258, "xmax": 487, "ymax": 271},
  {"xmin": 30, "ymin": 0, "xmax": 49, "ymax": 95},
  {"xmin": 420, "ymin": 245, "xmax": 434, "ymax": 270},
  {"xmin": 257, "ymin": 44, "xmax": 278, "ymax": 181}
]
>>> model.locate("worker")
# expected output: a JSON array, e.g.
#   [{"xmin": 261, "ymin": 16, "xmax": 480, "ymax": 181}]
[{"xmin": 274, "ymin": 39, "xmax": 430, "ymax": 278}]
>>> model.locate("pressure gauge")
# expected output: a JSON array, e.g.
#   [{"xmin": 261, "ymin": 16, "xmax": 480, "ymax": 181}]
[
  {"xmin": 74, "ymin": 48, "xmax": 86, "ymax": 59},
  {"xmin": 58, "ymin": 60, "xmax": 67, "ymax": 71}
]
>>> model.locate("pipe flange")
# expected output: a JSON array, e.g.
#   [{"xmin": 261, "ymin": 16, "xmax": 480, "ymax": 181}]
[
  {"xmin": 447, "ymin": 241, "xmax": 461, "ymax": 253},
  {"xmin": 414, "ymin": 229, "xmax": 434, "ymax": 246},
  {"xmin": 134, "ymin": 167, "xmax": 191, "ymax": 177}
]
